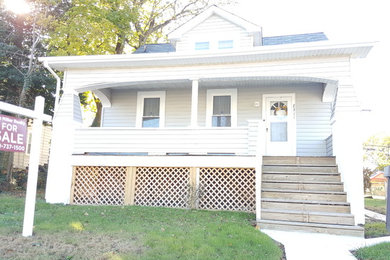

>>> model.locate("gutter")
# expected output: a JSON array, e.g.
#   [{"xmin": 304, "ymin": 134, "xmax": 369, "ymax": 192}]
[{"xmin": 43, "ymin": 61, "xmax": 61, "ymax": 113}]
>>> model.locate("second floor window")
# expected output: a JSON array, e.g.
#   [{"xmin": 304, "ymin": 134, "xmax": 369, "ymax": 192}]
[
  {"xmin": 195, "ymin": 41, "xmax": 210, "ymax": 50},
  {"xmin": 218, "ymin": 40, "xmax": 233, "ymax": 49}
]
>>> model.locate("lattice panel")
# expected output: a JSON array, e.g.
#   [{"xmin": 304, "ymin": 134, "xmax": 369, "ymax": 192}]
[
  {"xmin": 198, "ymin": 168, "xmax": 256, "ymax": 212},
  {"xmin": 72, "ymin": 166, "xmax": 127, "ymax": 205},
  {"xmin": 134, "ymin": 167, "xmax": 190, "ymax": 208}
]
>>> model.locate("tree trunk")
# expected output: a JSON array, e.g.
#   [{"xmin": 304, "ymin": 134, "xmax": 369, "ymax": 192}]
[
  {"xmin": 115, "ymin": 34, "xmax": 126, "ymax": 54},
  {"xmin": 91, "ymin": 95, "xmax": 102, "ymax": 127}
]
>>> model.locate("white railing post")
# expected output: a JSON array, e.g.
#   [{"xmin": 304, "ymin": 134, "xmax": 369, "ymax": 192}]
[
  {"xmin": 252, "ymin": 120, "xmax": 265, "ymax": 222},
  {"xmin": 191, "ymin": 79, "xmax": 199, "ymax": 128},
  {"xmin": 22, "ymin": 96, "xmax": 45, "ymax": 237}
]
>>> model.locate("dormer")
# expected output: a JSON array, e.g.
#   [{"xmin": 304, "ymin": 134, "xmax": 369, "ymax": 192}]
[{"xmin": 168, "ymin": 6, "xmax": 262, "ymax": 52}]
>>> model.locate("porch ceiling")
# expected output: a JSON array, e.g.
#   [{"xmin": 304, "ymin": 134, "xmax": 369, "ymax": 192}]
[
  {"xmin": 82, "ymin": 76, "xmax": 333, "ymax": 92},
  {"xmin": 90, "ymin": 76, "xmax": 336, "ymax": 107}
]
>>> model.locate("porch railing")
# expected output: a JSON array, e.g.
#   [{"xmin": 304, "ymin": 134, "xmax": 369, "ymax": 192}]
[{"xmin": 73, "ymin": 122, "xmax": 262, "ymax": 156}]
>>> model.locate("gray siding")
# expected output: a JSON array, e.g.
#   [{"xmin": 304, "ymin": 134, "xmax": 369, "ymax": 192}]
[{"xmin": 101, "ymin": 84, "xmax": 331, "ymax": 156}]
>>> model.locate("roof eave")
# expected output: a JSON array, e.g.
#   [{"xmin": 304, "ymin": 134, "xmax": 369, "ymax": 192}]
[{"xmin": 39, "ymin": 41, "xmax": 375, "ymax": 71}]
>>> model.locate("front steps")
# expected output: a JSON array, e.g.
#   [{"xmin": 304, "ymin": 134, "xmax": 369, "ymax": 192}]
[{"xmin": 258, "ymin": 156, "xmax": 364, "ymax": 237}]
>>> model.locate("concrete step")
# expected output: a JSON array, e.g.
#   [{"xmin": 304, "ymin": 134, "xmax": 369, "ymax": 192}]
[
  {"xmin": 262, "ymin": 189, "xmax": 347, "ymax": 202},
  {"xmin": 261, "ymin": 209, "xmax": 355, "ymax": 225},
  {"xmin": 263, "ymin": 173, "xmax": 341, "ymax": 182},
  {"xmin": 263, "ymin": 156, "xmax": 336, "ymax": 166},
  {"xmin": 262, "ymin": 198, "xmax": 351, "ymax": 213},
  {"xmin": 262, "ymin": 165, "xmax": 338, "ymax": 173},
  {"xmin": 262, "ymin": 181, "xmax": 344, "ymax": 192},
  {"xmin": 257, "ymin": 219, "xmax": 364, "ymax": 237}
]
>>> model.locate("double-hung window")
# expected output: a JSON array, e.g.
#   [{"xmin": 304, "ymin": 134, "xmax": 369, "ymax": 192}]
[
  {"xmin": 142, "ymin": 98, "xmax": 160, "ymax": 127},
  {"xmin": 136, "ymin": 91, "xmax": 166, "ymax": 128},
  {"xmin": 206, "ymin": 89, "xmax": 237, "ymax": 127}
]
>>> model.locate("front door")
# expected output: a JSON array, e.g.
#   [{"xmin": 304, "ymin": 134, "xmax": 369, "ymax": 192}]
[{"xmin": 263, "ymin": 94, "xmax": 296, "ymax": 156}]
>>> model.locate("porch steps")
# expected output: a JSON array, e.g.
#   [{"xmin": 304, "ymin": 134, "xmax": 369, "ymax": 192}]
[
  {"xmin": 262, "ymin": 180, "xmax": 344, "ymax": 191},
  {"xmin": 259, "ymin": 156, "xmax": 364, "ymax": 237},
  {"xmin": 258, "ymin": 220, "xmax": 364, "ymax": 237},
  {"xmin": 261, "ymin": 209, "xmax": 355, "ymax": 225}
]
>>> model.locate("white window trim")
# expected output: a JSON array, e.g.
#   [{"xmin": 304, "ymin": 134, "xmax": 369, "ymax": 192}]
[
  {"xmin": 136, "ymin": 91, "xmax": 166, "ymax": 128},
  {"xmin": 206, "ymin": 88, "xmax": 237, "ymax": 127}
]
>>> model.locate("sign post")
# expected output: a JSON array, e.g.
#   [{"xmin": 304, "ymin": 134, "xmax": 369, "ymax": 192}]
[
  {"xmin": 22, "ymin": 97, "xmax": 44, "ymax": 236},
  {"xmin": 0, "ymin": 96, "xmax": 51, "ymax": 237},
  {"xmin": 384, "ymin": 166, "xmax": 390, "ymax": 232}
]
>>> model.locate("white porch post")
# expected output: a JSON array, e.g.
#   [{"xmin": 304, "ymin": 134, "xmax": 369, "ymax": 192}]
[
  {"xmin": 45, "ymin": 88, "xmax": 83, "ymax": 204},
  {"xmin": 331, "ymin": 81, "xmax": 365, "ymax": 225},
  {"xmin": 191, "ymin": 79, "xmax": 199, "ymax": 127}
]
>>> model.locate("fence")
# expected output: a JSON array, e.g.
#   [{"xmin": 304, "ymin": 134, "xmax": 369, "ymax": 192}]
[{"xmin": 71, "ymin": 166, "xmax": 256, "ymax": 213}]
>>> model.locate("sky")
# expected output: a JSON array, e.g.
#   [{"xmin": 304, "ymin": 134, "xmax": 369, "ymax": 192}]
[{"xmin": 226, "ymin": 0, "xmax": 390, "ymax": 139}]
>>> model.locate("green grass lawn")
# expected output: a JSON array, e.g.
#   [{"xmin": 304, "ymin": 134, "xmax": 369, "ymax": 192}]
[
  {"xmin": 0, "ymin": 192, "xmax": 282, "ymax": 260},
  {"xmin": 353, "ymin": 242, "xmax": 390, "ymax": 260},
  {"xmin": 364, "ymin": 220, "xmax": 390, "ymax": 238},
  {"xmin": 365, "ymin": 198, "xmax": 387, "ymax": 215}
]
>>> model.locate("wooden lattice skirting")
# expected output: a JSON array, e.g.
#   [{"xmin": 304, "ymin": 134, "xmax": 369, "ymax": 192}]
[{"xmin": 71, "ymin": 166, "xmax": 256, "ymax": 212}]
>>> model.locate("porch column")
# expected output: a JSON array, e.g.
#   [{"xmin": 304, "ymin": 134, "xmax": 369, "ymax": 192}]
[
  {"xmin": 45, "ymin": 87, "xmax": 83, "ymax": 204},
  {"xmin": 191, "ymin": 79, "xmax": 199, "ymax": 127},
  {"xmin": 331, "ymin": 80, "xmax": 364, "ymax": 225}
]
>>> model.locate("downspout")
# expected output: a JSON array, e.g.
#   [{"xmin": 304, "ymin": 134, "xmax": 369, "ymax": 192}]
[{"xmin": 43, "ymin": 61, "xmax": 61, "ymax": 113}]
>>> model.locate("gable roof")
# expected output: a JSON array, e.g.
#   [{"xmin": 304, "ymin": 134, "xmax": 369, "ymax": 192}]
[
  {"xmin": 168, "ymin": 5, "xmax": 261, "ymax": 40},
  {"xmin": 370, "ymin": 171, "xmax": 385, "ymax": 180},
  {"xmin": 263, "ymin": 32, "xmax": 328, "ymax": 46}
]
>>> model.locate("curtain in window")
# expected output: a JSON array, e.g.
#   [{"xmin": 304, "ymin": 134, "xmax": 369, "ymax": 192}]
[
  {"xmin": 143, "ymin": 98, "xmax": 160, "ymax": 127},
  {"xmin": 143, "ymin": 98, "xmax": 160, "ymax": 116},
  {"xmin": 212, "ymin": 96, "xmax": 231, "ymax": 127}
]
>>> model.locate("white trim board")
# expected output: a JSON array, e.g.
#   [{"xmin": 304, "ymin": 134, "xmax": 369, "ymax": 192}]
[{"xmin": 72, "ymin": 155, "xmax": 257, "ymax": 168}]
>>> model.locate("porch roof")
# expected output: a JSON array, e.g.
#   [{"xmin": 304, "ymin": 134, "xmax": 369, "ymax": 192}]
[{"xmin": 39, "ymin": 41, "xmax": 374, "ymax": 71}]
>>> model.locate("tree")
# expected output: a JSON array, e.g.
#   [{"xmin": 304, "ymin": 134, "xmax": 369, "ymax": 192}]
[
  {"xmin": 363, "ymin": 134, "xmax": 390, "ymax": 171},
  {"xmin": 48, "ymin": 0, "xmax": 231, "ymax": 126},
  {"xmin": 0, "ymin": 2, "xmax": 57, "ymax": 184}
]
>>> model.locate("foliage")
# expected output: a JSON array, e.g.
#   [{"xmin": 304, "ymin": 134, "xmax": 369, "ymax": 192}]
[
  {"xmin": 0, "ymin": 2, "xmax": 57, "ymax": 113},
  {"xmin": 48, "ymin": 0, "xmax": 232, "ymax": 56},
  {"xmin": 364, "ymin": 135, "xmax": 390, "ymax": 171},
  {"xmin": 47, "ymin": 0, "xmax": 232, "ymax": 125},
  {"xmin": 0, "ymin": 194, "xmax": 282, "ymax": 259},
  {"xmin": 354, "ymin": 242, "xmax": 390, "ymax": 259}
]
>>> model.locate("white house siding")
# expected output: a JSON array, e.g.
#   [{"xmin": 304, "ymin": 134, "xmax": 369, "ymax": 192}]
[
  {"xmin": 175, "ymin": 14, "xmax": 253, "ymax": 52},
  {"xmin": 13, "ymin": 125, "xmax": 52, "ymax": 168},
  {"xmin": 102, "ymin": 88, "xmax": 192, "ymax": 127},
  {"xmin": 101, "ymin": 83, "xmax": 331, "ymax": 156},
  {"xmin": 102, "ymin": 89, "xmax": 137, "ymax": 127}
]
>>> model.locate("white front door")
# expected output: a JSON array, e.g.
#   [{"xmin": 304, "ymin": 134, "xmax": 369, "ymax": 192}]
[{"xmin": 263, "ymin": 94, "xmax": 296, "ymax": 156}]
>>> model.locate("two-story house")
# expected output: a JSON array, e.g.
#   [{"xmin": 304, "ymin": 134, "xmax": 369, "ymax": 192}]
[{"xmin": 40, "ymin": 6, "xmax": 373, "ymax": 236}]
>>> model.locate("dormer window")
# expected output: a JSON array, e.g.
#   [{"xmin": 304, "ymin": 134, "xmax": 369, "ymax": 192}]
[
  {"xmin": 195, "ymin": 42, "xmax": 210, "ymax": 50},
  {"xmin": 218, "ymin": 40, "xmax": 233, "ymax": 49}
]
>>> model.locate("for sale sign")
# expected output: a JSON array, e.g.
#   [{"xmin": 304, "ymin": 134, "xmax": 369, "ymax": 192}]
[{"xmin": 0, "ymin": 115, "xmax": 27, "ymax": 152}]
